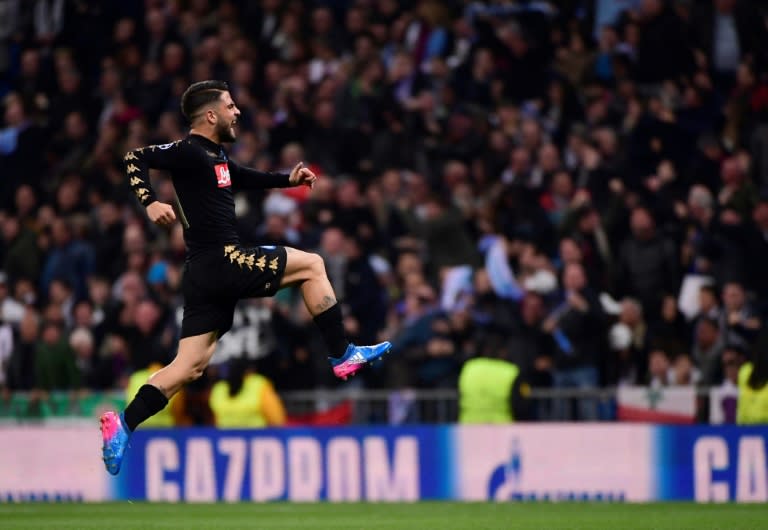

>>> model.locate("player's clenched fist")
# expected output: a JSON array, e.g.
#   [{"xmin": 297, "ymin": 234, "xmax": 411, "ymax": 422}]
[
  {"xmin": 289, "ymin": 161, "xmax": 317, "ymax": 188},
  {"xmin": 146, "ymin": 201, "xmax": 177, "ymax": 226}
]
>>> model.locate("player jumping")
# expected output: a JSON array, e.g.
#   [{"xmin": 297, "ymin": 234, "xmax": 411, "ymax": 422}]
[{"xmin": 100, "ymin": 80, "xmax": 391, "ymax": 475}]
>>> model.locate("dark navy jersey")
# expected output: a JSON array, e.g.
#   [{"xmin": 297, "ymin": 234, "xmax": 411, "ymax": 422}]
[{"xmin": 125, "ymin": 134, "xmax": 290, "ymax": 257}]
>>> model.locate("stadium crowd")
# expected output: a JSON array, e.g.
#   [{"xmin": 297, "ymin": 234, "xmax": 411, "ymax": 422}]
[{"xmin": 2, "ymin": 0, "xmax": 768, "ymax": 417}]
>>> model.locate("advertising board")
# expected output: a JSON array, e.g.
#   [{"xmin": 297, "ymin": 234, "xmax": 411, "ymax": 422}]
[{"xmin": 1, "ymin": 425, "xmax": 766, "ymax": 503}]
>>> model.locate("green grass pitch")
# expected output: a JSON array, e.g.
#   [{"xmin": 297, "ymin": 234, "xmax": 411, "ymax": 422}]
[{"xmin": 0, "ymin": 502, "xmax": 763, "ymax": 530}]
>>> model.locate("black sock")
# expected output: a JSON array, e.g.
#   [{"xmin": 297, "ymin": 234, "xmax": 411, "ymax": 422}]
[
  {"xmin": 123, "ymin": 384, "xmax": 169, "ymax": 431},
  {"xmin": 313, "ymin": 303, "xmax": 349, "ymax": 358}
]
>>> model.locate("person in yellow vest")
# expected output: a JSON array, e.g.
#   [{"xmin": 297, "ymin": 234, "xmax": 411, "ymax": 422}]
[
  {"xmin": 209, "ymin": 357, "xmax": 286, "ymax": 427},
  {"xmin": 458, "ymin": 337, "xmax": 530, "ymax": 424},
  {"xmin": 737, "ymin": 334, "xmax": 768, "ymax": 424},
  {"xmin": 126, "ymin": 363, "xmax": 186, "ymax": 427}
]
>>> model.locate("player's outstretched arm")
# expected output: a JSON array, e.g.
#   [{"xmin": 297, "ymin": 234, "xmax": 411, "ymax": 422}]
[{"xmin": 227, "ymin": 160, "xmax": 316, "ymax": 190}]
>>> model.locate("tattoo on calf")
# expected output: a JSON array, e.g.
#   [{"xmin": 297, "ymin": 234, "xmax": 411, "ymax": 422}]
[{"xmin": 315, "ymin": 295, "xmax": 337, "ymax": 313}]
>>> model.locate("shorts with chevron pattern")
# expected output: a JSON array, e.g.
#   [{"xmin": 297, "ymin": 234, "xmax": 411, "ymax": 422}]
[{"xmin": 180, "ymin": 245, "xmax": 287, "ymax": 338}]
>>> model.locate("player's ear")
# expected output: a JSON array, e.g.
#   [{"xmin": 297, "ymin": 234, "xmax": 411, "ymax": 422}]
[{"xmin": 206, "ymin": 108, "xmax": 217, "ymax": 125}]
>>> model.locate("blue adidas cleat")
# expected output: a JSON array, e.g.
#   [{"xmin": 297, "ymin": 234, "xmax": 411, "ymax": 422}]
[
  {"xmin": 330, "ymin": 341, "xmax": 392, "ymax": 380},
  {"xmin": 100, "ymin": 411, "xmax": 131, "ymax": 475}
]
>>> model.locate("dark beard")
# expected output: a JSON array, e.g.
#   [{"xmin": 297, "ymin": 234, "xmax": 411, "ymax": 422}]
[{"xmin": 218, "ymin": 122, "xmax": 236, "ymax": 142}]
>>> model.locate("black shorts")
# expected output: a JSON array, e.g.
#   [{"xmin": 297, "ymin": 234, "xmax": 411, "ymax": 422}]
[{"xmin": 180, "ymin": 245, "xmax": 288, "ymax": 338}]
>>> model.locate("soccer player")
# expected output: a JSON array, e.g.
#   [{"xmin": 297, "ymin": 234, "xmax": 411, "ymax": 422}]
[{"xmin": 100, "ymin": 80, "xmax": 391, "ymax": 475}]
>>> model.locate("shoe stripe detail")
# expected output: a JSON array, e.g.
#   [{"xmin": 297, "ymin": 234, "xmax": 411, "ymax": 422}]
[{"xmin": 347, "ymin": 352, "xmax": 366, "ymax": 364}]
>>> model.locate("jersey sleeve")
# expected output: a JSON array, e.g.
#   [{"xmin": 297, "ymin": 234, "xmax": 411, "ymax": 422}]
[
  {"xmin": 124, "ymin": 140, "xmax": 193, "ymax": 207},
  {"xmin": 227, "ymin": 159, "xmax": 292, "ymax": 190}
]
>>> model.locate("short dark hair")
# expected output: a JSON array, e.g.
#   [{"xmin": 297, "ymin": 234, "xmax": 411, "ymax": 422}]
[{"xmin": 180, "ymin": 80, "xmax": 229, "ymax": 121}]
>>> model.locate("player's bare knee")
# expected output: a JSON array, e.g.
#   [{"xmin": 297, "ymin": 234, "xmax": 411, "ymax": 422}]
[
  {"xmin": 184, "ymin": 354, "xmax": 209, "ymax": 383},
  {"xmin": 309, "ymin": 252, "xmax": 326, "ymax": 278},
  {"xmin": 186, "ymin": 363, "xmax": 206, "ymax": 382}
]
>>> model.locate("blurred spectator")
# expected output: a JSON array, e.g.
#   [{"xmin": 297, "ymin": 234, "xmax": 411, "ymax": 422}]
[
  {"xmin": 712, "ymin": 343, "xmax": 746, "ymax": 424},
  {"xmin": 544, "ymin": 262, "xmax": 605, "ymax": 419},
  {"xmin": 689, "ymin": 0, "xmax": 768, "ymax": 88},
  {"xmin": 317, "ymin": 227, "xmax": 347, "ymax": 300},
  {"xmin": 403, "ymin": 193, "xmax": 479, "ymax": 279},
  {"xmin": 606, "ymin": 298, "xmax": 648, "ymax": 385},
  {"xmin": 0, "ymin": 272, "xmax": 25, "ymax": 325},
  {"xmin": 696, "ymin": 284, "xmax": 722, "ymax": 322},
  {"xmin": 720, "ymin": 281, "xmax": 761, "ymax": 343},
  {"xmin": 647, "ymin": 294, "xmax": 690, "ymax": 358},
  {"xmin": 126, "ymin": 298, "xmax": 176, "ymax": 372},
  {"xmin": 692, "ymin": 316, "xmax": 725, "ymax": 385},
  {"xmin": 458, "ymin": 334, "xmax": 529, "ymax": 424},
  {"xmin": 69, "ymin": 326, "xmax": 97, "ymax": 387},
  {"xmin": 564, "ymin": 204, "xmax": 612, "ymax": 291},
  {"xmin": 209, "ymin": 357, "xmax": 286, "ymax": 427},
  {"xmin": 616, "ymin": 206, "xmax": 679, "ymax": 320},
  {"xmin": 34, "ymin": 320, "xmax": 79, "ymax": 390},
  {"xmin": 6, "ymin": 309, "xmax": 39, "ymax": 391},
  {"xmin": 672, "ymin": 353, "xmax": 699, "ymax": 386},
  {"xmin": 746, "ymin": 198, "xmax": 768, "ymax": 306},
  {"xmin": 39, "ymin": 217, "xmax": 94, "ymax": 301},
  {"xmin": 648, "ymin": 349, "xmax": 673, "ymax": 388},
  {"xmin": 736, "ymin": 328, "xmax": 768, "ymax": 424},
  {"xmin": 48, "ymin": 109, "xmax": 94, "ymax": 175},
  {"xmin": 718, "ymin": 156, "xmax": 757, "ymax": 218},
  {"xmin": 0, "ymin": 93, "xmax": 46, "ymax": 206},
  {"xmin": 504, "ymin": 292, "xmax": 554, "ymax": 387},
  {"xmin": 2, "ymin": 215, "xmax": 42, "ymax": 283},
  {"xmin": 92, "ymin": 200, "xmax": 126, "ymax": 281},
  {"xmin": 342, "ymin": 235, "xmax": 386, "ymax": 345},
  {"xmin": 721, "ymin": 343, "xmax": 747, "ymax": 389},
  {"xmin": 634, "ymin": 0, "xmax": 692, "ymax": 84}
]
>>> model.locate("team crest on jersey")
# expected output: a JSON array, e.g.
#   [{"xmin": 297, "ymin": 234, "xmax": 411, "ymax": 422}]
[{"xmin": 214, "ymin": 163, "xmax": 231, "ymax": 188}]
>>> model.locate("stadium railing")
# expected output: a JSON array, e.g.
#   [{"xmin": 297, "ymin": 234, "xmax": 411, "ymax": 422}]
[{"xmin": 0, "ymin": 386, "xmax": 723, "ymax": 424}]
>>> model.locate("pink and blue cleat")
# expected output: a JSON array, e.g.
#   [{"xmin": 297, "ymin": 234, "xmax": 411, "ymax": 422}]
[
  {"xmin": 330, "ymin": 341, "xmax": 392, "ymax": 380},
  {"xmin": 100, "ymin": 411, "xmax": 131, "ymax": 475}
]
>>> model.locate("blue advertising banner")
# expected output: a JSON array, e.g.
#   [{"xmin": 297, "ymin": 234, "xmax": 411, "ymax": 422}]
[
  {"xmin": 114, "ymin": 426, "xmax": 455, "ymax": 502},
  {"xmin": 654, "ymin": 426, "xmax": 768, "ymax": 502}
]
